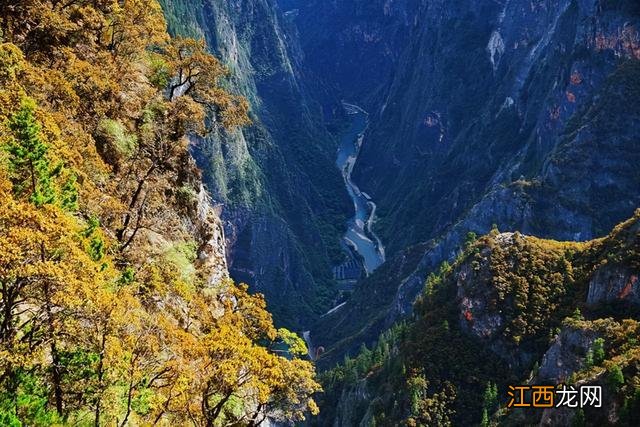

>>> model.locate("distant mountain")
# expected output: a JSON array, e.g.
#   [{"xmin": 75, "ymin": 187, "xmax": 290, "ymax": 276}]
[
  {"xmin": 160, "ymin": 1, "xmax": 640, "ymax": 424},
  {"xmin": 295, "ymin": 0, "xmax": 640, "ymax": 369}
]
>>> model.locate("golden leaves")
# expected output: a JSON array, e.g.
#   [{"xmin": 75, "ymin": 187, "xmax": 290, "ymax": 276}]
[
  {"xmin": 1, "ymin": 167, "xmax": 321, "ymax": 423},
  {"xmin": 165, "ymin": 36, "xmax": 251, "ymax": 130},
  {"xmin": 0, "ymin": 1, "xmax": 315, "ymax": 425},
  {"xmin": 0, "ymin": 42, "xmax": 25, "ymax": 82}
]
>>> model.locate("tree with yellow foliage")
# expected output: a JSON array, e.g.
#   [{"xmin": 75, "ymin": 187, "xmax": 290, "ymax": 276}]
[
  {"xmin": 166, "ymin": 37, "xmax": 250, "ymax": 129},
  {"xmin": 137, "ymin": 282, "xmax": 320, "ymax": 426},
  {"xmin": 0, "ymin": 168, "xmax": 113, "ymax": 423},
  {"xmin": 0, "ymin": 1, "xmax": 321, "ymax": 425}
]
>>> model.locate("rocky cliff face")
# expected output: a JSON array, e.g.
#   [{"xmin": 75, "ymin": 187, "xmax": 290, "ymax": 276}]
[
  {"xmin": 287, "ymin": 0, "xmax": 640, "ymax": 361},
  {"xmin": 161, "ymin": 0, "xmax": 640, "ymax": 371},
  {"xmin": 160, "ymin": 0, "xmax": 352, "ymax": 328},
  {"xmin": 536, "ymin": 325, "xmax": 597, "ymax": 383},
  {"xmin": 588, "ymin": 267, "xmax": 640, "ymax": 307},
  {"xmin": 297, "ymin": 0, "xmax": 640, "ymax": 251},
  {"xmin": 193, "ymin": 184, "xmax": 229, "ymax": 286}
]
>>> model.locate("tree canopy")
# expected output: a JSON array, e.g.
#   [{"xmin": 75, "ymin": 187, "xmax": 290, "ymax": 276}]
[{"xmin": 0, "ymin": 1, "xmax": 318, "ymax": 425}]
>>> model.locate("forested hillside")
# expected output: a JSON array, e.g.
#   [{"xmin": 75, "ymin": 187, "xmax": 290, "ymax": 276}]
[
  {"xmin": 0, "ymin": 1, "xmax": 319, "ymax": 425},
  {"xmin": 2, "ymin": 1, "xmax": 639, "ymax": 426},
  {"xmin": 316, "ymin": 212, "xmax": 640, "ymax": 426}
]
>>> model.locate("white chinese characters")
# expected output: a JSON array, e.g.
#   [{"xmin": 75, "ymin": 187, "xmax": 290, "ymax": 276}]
[{"xmin": 556, "ymin": 385, "xmax": 602, "ymax": 408}]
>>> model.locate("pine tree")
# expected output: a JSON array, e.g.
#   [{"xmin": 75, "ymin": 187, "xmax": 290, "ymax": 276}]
[
  {"xmin": 592, "ymin": 338, "xmax": 605, "ymax": 366},
  {"xmin": 571, "ymin": 408, "xmax": 586, "ymax": 427},
  {"xmin": 5, "ymin": 99, "xmax": 55, "ymax": 206},
  {"xmin": 464, "ymin": 231, "xmax": 478, "ymax": 248},
  {"xmin": 584, "ymin": 349, "xmax": 594, "ymax": 369},
  {"xmin": 572, "ymin": 307, "xmax": 584, "ymax": 321},
  {"xmin": 482, "ymin": 382, "xmax": 498, "ymax": 413},
  {"xmin": 480, "ymin": 408, "xmax": 489, "ymax": 427},
  {"xmin": 59, "ymin": 172, "xmax": 78, "ymax": 211},
  {"xmin": 608, "ymin": 365, "xmax": 624, "ymax": 390}
]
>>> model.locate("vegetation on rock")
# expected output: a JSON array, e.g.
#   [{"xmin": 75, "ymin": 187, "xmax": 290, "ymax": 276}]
[{"xmin": 0, "ymin": 1, "xmax": 318, "ymax": 425}]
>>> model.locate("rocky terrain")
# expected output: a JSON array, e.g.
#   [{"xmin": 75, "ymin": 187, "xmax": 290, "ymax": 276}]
[
  {"xmin": 155, "ymin": 1, "xmax": 640, "ymax": 424},
  {"xmin": 295, "ymin": 0, "xmax": 640, "ymax": 367}
]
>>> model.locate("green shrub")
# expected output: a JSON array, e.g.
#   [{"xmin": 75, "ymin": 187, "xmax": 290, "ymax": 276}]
[{"xmin": 97, "ymin": 119, "xmax": 137, "ymax": 158}]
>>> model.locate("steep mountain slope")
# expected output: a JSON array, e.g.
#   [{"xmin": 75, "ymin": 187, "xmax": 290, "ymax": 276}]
[
  {"xmin": 293, "ymin": 0, "xmax": 640, "ymax": 363},
  {"xmin": 316, "ymin": 211, "xmax": 640, "ymax": 426},
  {"xmin": 0, "ymin": 1, "xmax": 320, "ymax": 424},
  {"xmin": 160, "ymin": 0, "xmax": 352, "ymax": 329},
  {"xmin": 160, "ymin": 1, "xmax": 640, "ymax": 425}
]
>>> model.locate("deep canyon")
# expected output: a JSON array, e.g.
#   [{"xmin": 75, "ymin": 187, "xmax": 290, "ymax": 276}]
[
  {"xmin": 160, "ymin": 0, "xmax": 640, "ymax": 349},
  {"xmin": 158, "ymin": 0, "xmax": 640, "ymax": 425},
  {"xmin": 6, "ymin": 0, "xmax": 639, "ymax": 424}
]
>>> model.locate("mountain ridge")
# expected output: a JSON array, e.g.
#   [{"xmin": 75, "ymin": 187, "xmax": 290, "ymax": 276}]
[
  {"xmin": 315, "ymin": 210, "xmax": 640, "ymax": 425},
  {"xmin": 290, "ymin": 0, "xmax": 640, "ymax": 367}
]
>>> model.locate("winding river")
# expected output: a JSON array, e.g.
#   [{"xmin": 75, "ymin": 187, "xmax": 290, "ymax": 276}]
[
  {"xmin": 337, "ymin": 103, "xmax": 386, "ymax": 274},
  {"xmin": 303, "ymin": 105, "xmax": 387, "ymax": 360}
]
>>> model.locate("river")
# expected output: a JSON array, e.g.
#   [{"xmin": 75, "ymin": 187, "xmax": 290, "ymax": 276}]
[
  {"xmin": 337, "ymin": 103, "xmax": 386, "ymax": 274},
  {"xmin": 303, "ymin": 106, "xmax": 386, "ymax": 361}
]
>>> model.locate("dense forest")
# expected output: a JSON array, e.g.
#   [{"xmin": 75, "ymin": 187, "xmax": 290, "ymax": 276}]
[
  {"xmin": 316, "ymin": 213, "xmax": 640, "ymax": 426},
  {"xmin": 0, "ymin": 1, "xmax": 319, "ymax": 425}
]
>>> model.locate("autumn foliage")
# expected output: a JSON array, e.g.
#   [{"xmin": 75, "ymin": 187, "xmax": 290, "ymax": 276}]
[{"xmin": 0, "ymin": 1, "xmax": 318, "ymax": 425}]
